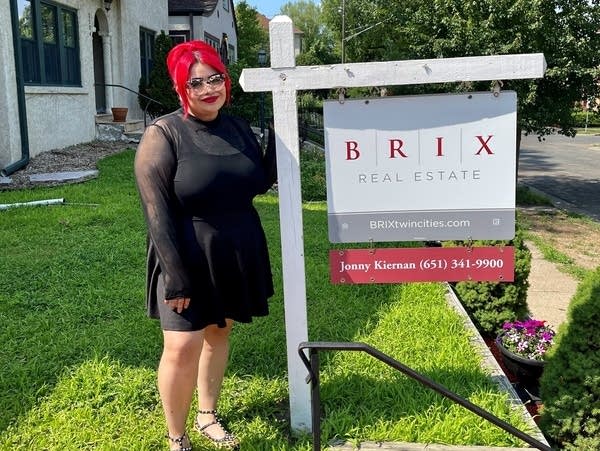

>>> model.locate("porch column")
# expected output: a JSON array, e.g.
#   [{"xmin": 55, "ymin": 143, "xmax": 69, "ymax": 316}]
[{"xmin": 100, "ymin": 31, "xmax": 114, "ymax": 109}]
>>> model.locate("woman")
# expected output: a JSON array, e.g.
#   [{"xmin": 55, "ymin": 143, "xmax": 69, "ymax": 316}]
[{"xmin": 135, "ymin": 40, "xmax": 276, "ymax": 451}]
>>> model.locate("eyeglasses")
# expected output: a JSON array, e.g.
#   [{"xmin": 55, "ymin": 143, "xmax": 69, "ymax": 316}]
[{"xmin": 186, "ymin": 73, "xmax": 227, "ymax": 91}]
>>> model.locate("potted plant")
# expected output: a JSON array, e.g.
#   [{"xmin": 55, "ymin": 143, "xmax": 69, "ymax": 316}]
[
  {"xmin": 495, "ymin": 319, "xmax": 555, "ymax": 385},
  {"xmin": 111, "ymin": 107, "xmax": 128, "ymax": 122}
]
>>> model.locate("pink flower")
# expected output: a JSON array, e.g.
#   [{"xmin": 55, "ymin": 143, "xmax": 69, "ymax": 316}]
[{"xmin": 499, "ymin": 319, "xmax": 555, "ymax": 361}]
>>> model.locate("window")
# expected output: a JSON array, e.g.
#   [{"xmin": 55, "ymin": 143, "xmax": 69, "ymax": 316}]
[
  {"xmin": 140, "ymin": 28, "xmax": 155, "ymax": 84},
  {"xmin": 203, "ymin": 32, "xmax": 219, "ymax": 52},
  {"xmin": 222, "ymin": 0, "xmax": 229, "ymax": 12},
  {"xmin": 169, "ymin": 30, "xmax": 190, "ymax": 45},
  {"xmin": 18, "ymin": 0, "xmax": 81, "ymax": 86}
]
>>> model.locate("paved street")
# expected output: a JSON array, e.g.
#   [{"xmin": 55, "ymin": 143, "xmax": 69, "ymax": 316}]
[{"xmin": 518, "ymin": 133, "xmax": 600, "ymax": 221}]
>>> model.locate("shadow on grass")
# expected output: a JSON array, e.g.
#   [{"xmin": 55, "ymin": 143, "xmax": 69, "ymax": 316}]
[{"xmin": 227, "ymin": 198, "xmax": 399, "ymax": 378}]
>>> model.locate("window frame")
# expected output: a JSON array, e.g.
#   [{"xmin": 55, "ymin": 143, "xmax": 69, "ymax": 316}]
[
  {"xmin": 139, "ymin": 27, "xmax": 156, "ymax": 85},
  {"xmin": 18, "ymin": 0, "xmax": 81, "ymax": 86},
  {"xmin": 168, "ymin": 30, "xmax": 190, "ymax": 45},
  {"xmin": 203, "ymin": 32, "xmax": 220, "ymax": 52}
]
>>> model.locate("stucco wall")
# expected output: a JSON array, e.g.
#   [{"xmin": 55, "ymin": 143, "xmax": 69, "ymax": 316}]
[
  {"xmin": 0, "ymin": 6, "xmax": 22, "ymax": 170},
  {"xmin": 114, "ymin": 0, "xmax": 168, "ymax": 119},
  {"xmin": 5, "ymin": 0, "xmax": 168, "ymax": 162}
]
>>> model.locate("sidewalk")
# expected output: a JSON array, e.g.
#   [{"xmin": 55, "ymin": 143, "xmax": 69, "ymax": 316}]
[{"xmin": 525, "ymin": 240, "xmax": 578, "ymax": 330}]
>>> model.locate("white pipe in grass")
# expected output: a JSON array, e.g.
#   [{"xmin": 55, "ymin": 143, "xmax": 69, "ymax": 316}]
[{"xmin": 0, "ymin": 198, "xmax": 65, "ymax": 211}]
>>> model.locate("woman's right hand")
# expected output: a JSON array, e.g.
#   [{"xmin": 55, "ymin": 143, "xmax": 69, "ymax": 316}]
[{"xmin": 164, "ymin": 297, "xmax": 190, "ymax": 313}]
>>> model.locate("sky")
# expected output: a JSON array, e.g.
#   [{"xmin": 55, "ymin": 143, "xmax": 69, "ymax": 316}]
[{"xmin": 236, "ymin": 0, "xmax": 320, "ymax": 19}]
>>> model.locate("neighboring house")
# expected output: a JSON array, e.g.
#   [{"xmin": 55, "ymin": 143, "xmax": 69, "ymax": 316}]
[
  {"xmin": 1, "ymin": 0, "xmax": 238, "ymax": 176},
  {"xmin": 256, "ymin": 13, "xmax": 303, "ymax": 56},
  {"xmin": 168, "ymin": 0, "xmax": 238, "ymax": 64}
]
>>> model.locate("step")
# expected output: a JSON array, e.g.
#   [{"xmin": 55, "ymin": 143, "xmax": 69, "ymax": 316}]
[{"xmin": 96, "ymin": 120, "xmax": 145, "ymax": 142}]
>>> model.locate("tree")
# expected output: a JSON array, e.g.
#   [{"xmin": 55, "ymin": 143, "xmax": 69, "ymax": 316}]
[
  {"xmin": 321, "ymin": 0, "xmax": 600, "ymax": 140},
  {"xmin": 281, "ymin": 1, "xmax": 338, "ymax": 65},
  {"xmin": 138, "ymin": 31, "xmax": 178, "ymax": 118},
  {"xmin": 225, "ymin": 1, "xmax": 269, "ymax": 121}
]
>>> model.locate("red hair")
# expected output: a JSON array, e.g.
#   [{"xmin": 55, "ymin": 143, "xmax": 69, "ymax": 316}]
[{"xmin": 166, "ymin": 40, "xmax": 231, "ymax": 117}]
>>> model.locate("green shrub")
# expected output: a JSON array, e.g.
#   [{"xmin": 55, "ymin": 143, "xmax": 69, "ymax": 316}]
[
  {"xmin": 539, "ymin": 267, "xmax": 600, "ymax": 450},
  {"xmin": 571, "ymin": 109, "xmax": 600, "ymax": 127},
  {"xmin": 516, "ymin": 185, "xmax": 553, "ymax": 207},
  {"xmin": 449, "ymin": 227, "xmax": 531, "ymax": 336},
  {"xmin": 138, "ymin": 31, "xmax": 179, "ymax": 118},
  {"xmin": 300, "ymin": 144, "xmax": 326, "ymax": 201}
]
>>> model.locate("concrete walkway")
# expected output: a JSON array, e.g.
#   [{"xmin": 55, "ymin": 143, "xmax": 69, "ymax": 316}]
[{"xmin": 525, "ymin": 241, "xmax": 578, "ymax": 331}]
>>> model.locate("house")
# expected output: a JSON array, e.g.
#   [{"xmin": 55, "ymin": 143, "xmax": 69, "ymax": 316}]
[
  {"xmin": 168, "ymin": 0, "xmax": 238, "ymax": 64},
  {"xmin": 1, "ymin": 0, "xmax": 237, "ymax": 177}
]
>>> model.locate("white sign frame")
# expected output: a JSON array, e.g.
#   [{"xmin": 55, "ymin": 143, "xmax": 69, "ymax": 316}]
[{"xmin": 240, "ymin": 15, "xmax": 546, "ymax": 433}]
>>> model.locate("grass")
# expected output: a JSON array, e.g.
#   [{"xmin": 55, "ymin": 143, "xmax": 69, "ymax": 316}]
[
  {"xmin": 515, "ymin": 185, "xmax": 554, "ymax": 207},
  {"xmin": 519, "ymin": 215, "xmax": 594, "ymax": 281},
  {"xmin": 575, "ymin": 126, "xmax": 600, "ymax": 136},
  {"xmin": 0, "ymin": 151, "xmax": 534, "ymax": 450},
  {"xmin": 516, "ymin": 185, "xmax": 596, "ymax": 280}
]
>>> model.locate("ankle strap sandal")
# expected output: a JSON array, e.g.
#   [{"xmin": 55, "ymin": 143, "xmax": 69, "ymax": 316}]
[
  {"xmin": 165, "ymin": 431, "xmax": 192, "ymax": 451},
  {"xmin": 195, "ymin": 409, "xmax": 240, "ymax": 449}
]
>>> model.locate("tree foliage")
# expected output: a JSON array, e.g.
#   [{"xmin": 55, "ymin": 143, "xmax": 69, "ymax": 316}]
[
  {"xmin": 540, "ymin": 267, "xmax": 600, "ymax": 450},
  {"xmin": 320, "ymin": 0, "xmax": 600, "ymax": 138},
  {"xmin": 233, "ymin": 1, "xmax": 269, "ymax": 67},
  {"xmin": 225, "ymin": 1, "xmax": 270, "ymax": 121},
  {"xmin": 449, "ymin": 228, "xmax": 531, "ymax": 336},
  {"xmin": 138, "ymin": 31, "xmax": 178, "ymax": 118},
  {"xmin": 281, "ymin": 0, "xmax": 338, "ymax": 65}
]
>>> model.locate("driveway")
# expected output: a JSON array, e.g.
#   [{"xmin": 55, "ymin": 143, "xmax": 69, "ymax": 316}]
[{"xmin": 518, "ymin": 133, "xmax": 600, "ymax": 221}]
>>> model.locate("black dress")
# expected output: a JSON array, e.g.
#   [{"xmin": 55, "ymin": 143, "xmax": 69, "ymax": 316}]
[{"xmin": 134, "ymin": 110, "xmax": 276, "ymax": 331}]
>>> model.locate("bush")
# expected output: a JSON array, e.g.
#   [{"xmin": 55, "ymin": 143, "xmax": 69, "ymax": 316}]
[
  {"xmin": 300, "ymin": 144, "xmax": 326, "ymax": 202},
  {"xmin": 539, "ymin": 267, "xmax": 600, "ymax": 450},
  {"xmin": 138, "ymin": 31, "xmax": 179, "ymax": 118},
  {"xmin": 449, "ymin": 227, "xmax": 531, "ymax": 336},
  {"xmin": 571, "ymin": 109, "xmax": 600, "ymax": 127}
]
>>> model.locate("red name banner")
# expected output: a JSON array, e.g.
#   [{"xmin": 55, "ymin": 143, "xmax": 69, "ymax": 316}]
[{"xmin": 330, "ymin": 246, "xmax": 514, "ymax": 284}]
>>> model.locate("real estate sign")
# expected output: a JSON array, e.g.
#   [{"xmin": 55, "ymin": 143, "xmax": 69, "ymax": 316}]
[{"xmin": 324, "ymin": 92, "xmax": 517, "ymax": 243}]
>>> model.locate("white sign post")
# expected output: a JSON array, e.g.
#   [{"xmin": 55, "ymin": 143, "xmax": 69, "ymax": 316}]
[{"xmin": 239, "ymin": 15, "xmax": 546, "ymax": 433}]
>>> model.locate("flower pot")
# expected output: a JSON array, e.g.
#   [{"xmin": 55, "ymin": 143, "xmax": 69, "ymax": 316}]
[
  {"xmin": 111, "ymin": 107, "xmax": 128, "ymax": 122},
  {"xmin": 495, "ymin": 334, "xmax": 546, "ymax": 384}
]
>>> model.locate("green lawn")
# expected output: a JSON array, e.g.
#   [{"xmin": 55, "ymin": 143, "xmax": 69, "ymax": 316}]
[
  {"xmin": 0, "ymin": 151, "xmax": 533, "ymax": 450},
  {"xmin": 575, "ymin": 126, "xmax": 600, "ymax": 136}
]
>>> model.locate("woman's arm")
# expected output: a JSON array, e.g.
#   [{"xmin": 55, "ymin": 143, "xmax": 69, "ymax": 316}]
[
  {"xmin": 134, "ymin": 124, "xmax": 192, "ymax": 300},
  {"xmin": 262, "ymin": 118, "xmax": 277, "ymax": 190}
]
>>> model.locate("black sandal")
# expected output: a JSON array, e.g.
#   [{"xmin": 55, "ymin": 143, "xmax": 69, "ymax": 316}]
[
  {"xmin": 165, "ymin": 431, "xmax": 192, "ymax": 451},
  {"xmin": 195, "ymin": 409, "xmax": 239, "ymax": 449}
]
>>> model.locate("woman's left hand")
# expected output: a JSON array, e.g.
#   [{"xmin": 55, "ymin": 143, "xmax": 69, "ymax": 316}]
[{"xmin": 164, "ymin": 297, "xmax": 190, "ymax": 313}]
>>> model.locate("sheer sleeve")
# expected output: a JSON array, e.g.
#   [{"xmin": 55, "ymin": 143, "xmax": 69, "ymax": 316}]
[
  {"xmin": 134, "ymin": 123, "xmax": 192, "ymax": 300},
  {"xmin": 261, "ymin": 118, "xmax": 277, "ymax": 191}
]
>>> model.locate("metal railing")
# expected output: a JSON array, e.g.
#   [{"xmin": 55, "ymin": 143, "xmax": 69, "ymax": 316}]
[
  {"xmin": 298, "ymin": 341, "xmax": 552, "ymax": 451},
  {"xmin": 298, "ymin": 103, "xmax": 324, "ymax": 146},
  {"xmin": 94, "ymin": 83, "xmax": 164, "ymax": 128}
]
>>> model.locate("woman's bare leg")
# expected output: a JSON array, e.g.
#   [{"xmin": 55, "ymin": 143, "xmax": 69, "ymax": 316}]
[
  {"xmin": 158, "ymin": 330, "xmax": 204, "ymax": 440},
  {"xmin": 196, "ymin": 319, "xmax": 234, "ymax": 439}
]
